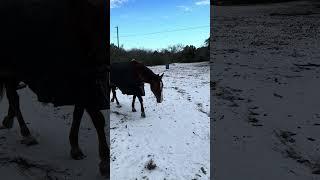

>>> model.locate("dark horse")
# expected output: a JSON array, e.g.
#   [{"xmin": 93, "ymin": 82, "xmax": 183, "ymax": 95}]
[
  {"xmin": 0, "ymin": 0, "xmax": 109, "ymax": 177},
  {"xmin": 110, "ymin": 60, "xmax": 163, "ymax": 117}
]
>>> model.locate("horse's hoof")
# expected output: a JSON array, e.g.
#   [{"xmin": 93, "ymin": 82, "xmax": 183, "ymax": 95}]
[
  {"xmin": 141, "ymin": 112, "xmax": 146, "ymax": 118},
  {"xmin": 99, "ymin": 160, "xmax": 109, "ymax": 177},
  {"xmin": 116, "ymin": 104, "xmax": 122, "ymax": 108},
  {"xmin": 132, "ymin": 109, "xmax": 137, "ymax": 112},
  {"xmin": 71, "ymin": 148, "xmax": 86, "ymax": 160},
  {"xmin": 2, "ymin": 116, "xmax": 14, "ymax": 129},
  {"xmin": 21, "ymin": 136, "xmax": 38, "ymax": 146}
]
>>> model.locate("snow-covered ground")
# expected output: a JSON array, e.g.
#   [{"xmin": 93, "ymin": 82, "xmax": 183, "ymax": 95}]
[
  {"xmin": 110, "ymin": 62, "xmax": 210, "ymax": 180},
  {"xmin": 212, "ymin": 1, "xmax": 320, "ymax": 180},
  {"xmin": 0, "ymin": 62, "xmax": 210, "ymax": 179}
]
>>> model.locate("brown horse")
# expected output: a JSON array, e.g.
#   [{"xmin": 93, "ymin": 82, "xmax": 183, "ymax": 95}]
[
  {"xmin": 0, "ymin": 0, "xmax": 109, "ymax": 177},
  {"xmin": 110, "ymin": 60, "xmax": 164, "ymax": 117}
]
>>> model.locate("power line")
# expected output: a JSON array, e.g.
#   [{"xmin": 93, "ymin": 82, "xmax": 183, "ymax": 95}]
[
  {"xmin": 111, "ymin": 30, "xmax": 208, "ymax": 43},
  {"xmin": 111, "ymin": 25, "xmax": 209, "ymax": 38}
]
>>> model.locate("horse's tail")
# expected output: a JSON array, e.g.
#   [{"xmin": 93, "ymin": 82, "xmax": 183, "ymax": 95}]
[{"xmin": 0, "ymin": 82, "xmax": 5, "ymax": 101}]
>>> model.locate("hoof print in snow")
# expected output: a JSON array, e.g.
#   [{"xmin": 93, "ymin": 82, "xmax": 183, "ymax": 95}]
[
  {"xmin": 248, "ymin": 107, "xmax": 264, "ymax": 126},
  {"xmin": 274, "ymin": 130, "xmax": 313, "ymax": 166},
  {"xmin": 273, "ymin": 93, "xmax": 283, "ymax": 98},
  {"xmin": 197, "ymin": 103, "xmax": 209, "ymax": 116},
  {"xmin": 251, "ymin": 124, "xmax": 263, "ymax": 127},
  {"xmin": 111, "ymin": 156, "xmax": 116, "ymax": 161},
  {"xmin": 200, "ymin": 167, "xmax": 207, "ymax": 175},
  {"xmin": 307, "ymin": 137, "xmax": 316, "ymax": 142},
  {"xmin": 145, "ymin": 159, "xmax": 156, "ymax": 170},
  {"xmin": 248, "ymin": 117, "xmax": 263, "ymax": 126},
  {"xmin": 177, "ymin": 89, "xmax": 186, "ymax": 95},
  {"xmin": 279, "ymin": 131, "xmax": 297, "ymax": 143},
  {"xmin": 248, "ymin": 117, "xmax": 259, "ymax": 123},
  {"xmin": 249, "ymin": 111, "xmax": 259, "ymax": 116}
]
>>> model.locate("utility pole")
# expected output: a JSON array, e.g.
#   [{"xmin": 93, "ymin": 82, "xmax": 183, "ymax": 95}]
[{"xmin": 115, "ymin": 26, "xmax": 119, "ymax": 48}]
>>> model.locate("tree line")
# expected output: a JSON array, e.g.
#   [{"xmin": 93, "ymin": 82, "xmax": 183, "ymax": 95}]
[{"xmin": 110, "ymin": 37, "xmax": 210, "ymax": 66}]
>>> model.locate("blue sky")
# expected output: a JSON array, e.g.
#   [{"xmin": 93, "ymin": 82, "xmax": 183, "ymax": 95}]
[{"xmin": 110, "ymin": 0, "xmax": 210, "ymax": 50}]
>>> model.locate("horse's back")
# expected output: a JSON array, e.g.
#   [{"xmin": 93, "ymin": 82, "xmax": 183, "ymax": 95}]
[
  {"xmin": 110, "ymin": 61, "xmax": 145, "ymax": 96},
  {"xmin": 0, "ymin": 0, "xmax": 106, "ymax": 70},
  {"xmin": 0, "ymin": 0, "xmax": 109, "ymax": 110}
]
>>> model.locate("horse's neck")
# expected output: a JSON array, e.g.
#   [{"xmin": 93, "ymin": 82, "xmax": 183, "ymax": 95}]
[{"xmin": 136, "ymin": 65, "xmax": 154, "ymax": 84}]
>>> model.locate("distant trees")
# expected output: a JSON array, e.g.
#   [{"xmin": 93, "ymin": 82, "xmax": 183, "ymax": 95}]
[{"xmin": 110, "ymin": 38, "xmax": 210, "ymax": 66}]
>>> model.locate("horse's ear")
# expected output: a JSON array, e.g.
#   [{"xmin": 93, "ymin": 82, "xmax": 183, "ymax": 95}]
[{"xmin": 160, "ymin": 73, "xmax": 164, "ymax": 78}]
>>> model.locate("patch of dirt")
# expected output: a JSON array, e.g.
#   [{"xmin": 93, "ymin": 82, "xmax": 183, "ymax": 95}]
[{"xmin": 145, "ymin": 159, "xmax": 157, "ymax": 170}]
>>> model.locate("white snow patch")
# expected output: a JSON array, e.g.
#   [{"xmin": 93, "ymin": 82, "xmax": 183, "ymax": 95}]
[
  {"xmin": 212, "ymin": 1, "xmax": 320, "ymax": 180},
  {"xmin": 110, "ymin": 62, "xmax": 210, "ymax": 180}
]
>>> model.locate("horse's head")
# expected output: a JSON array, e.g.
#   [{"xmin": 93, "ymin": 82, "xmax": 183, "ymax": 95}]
[{"xmin": 150, "ymin": 73, "xmax": 164, "ymax": 103}]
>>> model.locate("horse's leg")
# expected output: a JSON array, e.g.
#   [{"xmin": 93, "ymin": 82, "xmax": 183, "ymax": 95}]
[
  {"xmin": 132, "ymin": 95, "xmax": 137, "ymax": 112},
  {"xmin": 137, "ymin": 96, "xmax": 145, "ymax": 118},
  {"xmin": 6, "ymin": 83, "xmax": 37, "ymax": 145},
  {"xmin": 69, "ymin": 105, "xmax": 86, "ymax": 160},
  {"xmin": 86, "ymin": 108, "xmax": 109, "ymax": 176},
  {"xmin": 110, "ymin": 87, "xmax": 115, "ymax": 102},
  {"xmin": 112, "ymin": 87, "xmax": 121, "ymax": 107},
  {"xmin": 1, "ymin": 105, "xmax": 15, "ymax": 129}
]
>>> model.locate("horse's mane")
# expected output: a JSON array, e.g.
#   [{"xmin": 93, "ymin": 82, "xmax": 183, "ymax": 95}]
[{"xmin": 131, "ymin": 60, "xmax": 158, "ymax": 80}]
